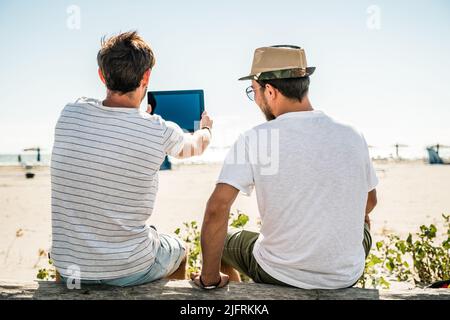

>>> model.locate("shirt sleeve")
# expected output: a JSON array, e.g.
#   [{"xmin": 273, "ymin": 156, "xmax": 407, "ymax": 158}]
[
  {"xmin": 217, "ymin": 134, "xmax": 255, "ymax": 196},
  {"xmin": 161, "ymin": 120, "xmax": 186, "ymax": 157},
  {"xmin": 362, "ymin": 135, "xmax": 379, "ymax": 192}
]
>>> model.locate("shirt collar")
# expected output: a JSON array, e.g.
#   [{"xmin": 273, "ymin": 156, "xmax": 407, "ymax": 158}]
[
  {"xmin": 78, "ymin": 97, "xmax": 140, "ymax": 113},
  {"xmin": 276, "ymin": 110, "xmax": 325, "ymax": 120}
]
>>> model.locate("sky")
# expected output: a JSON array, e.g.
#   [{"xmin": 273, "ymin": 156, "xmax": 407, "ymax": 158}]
[{"xmin": 0, "ymin": 0, "xmax": 449, "ymax": 158}]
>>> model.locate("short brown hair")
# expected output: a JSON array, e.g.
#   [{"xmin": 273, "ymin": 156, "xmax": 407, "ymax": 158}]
[
  {"xmin": 97, "ymin": 31, "xmax": 155, "ymax": 94},
  {"xmin": 257, "ymin": 77, "xmax": 310, "ymax": 102}
]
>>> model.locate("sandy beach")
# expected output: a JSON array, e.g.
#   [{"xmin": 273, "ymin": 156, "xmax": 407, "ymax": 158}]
[{"xmin": 0, "ymin": 160, "xmax": 449, "ymax": 282}]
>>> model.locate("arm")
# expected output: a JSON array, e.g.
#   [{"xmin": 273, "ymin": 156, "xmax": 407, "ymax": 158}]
[
  {"xmin": 192, "ymin": 183, "xmax": 239, "ymax": 288},
  {"xmin": 175, "ymin": 111, "xmax": 213, "ymax": 159},
  {"xmin": 365, "ymin": 189, "xmax": 377, "ymax": 228},
  {"xmin": 175, "ymin": 129, "xmax": 211, "ymax": 159},
  {"xmin": 366, "ymin": 189, "xmax": 377, "ymax": 214}
]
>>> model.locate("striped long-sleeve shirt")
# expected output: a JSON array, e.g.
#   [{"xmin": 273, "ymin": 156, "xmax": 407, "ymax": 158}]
[{"xmin": 50, "ymin": 97, "xmax": 185, "ymax": 280}]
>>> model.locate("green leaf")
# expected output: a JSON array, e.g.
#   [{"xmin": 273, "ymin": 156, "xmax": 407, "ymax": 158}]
[
  {"xmin": 379, "ymin": 277, "xmax": 390, "ymax": 289},
  {"xmin": 230, "ymin": 213, "xmax": 250, "ymax": 228},
  {"xmin": 406, "ymin": 234, "xmax": 413, "ymax": 245},
  {"xmin": 376, "ymin": 241, "xmax": 383, "ymax": 250}
]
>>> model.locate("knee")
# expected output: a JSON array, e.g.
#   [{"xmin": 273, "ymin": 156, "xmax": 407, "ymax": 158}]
[{"xmin": 179, "ymin": 240, "xmax": 188, "ymax": 260}]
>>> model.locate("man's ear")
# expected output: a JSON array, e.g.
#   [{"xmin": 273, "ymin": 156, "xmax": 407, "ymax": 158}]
[
  {"xmin": 98, "ymin": 68, "xmax": 106, "ymax": 84},
  {"xmin": 265, "ymin": 84, "xmax": 277, "ymax": 101},
  {"xmin": 141, "ymin": 69, "xmax": 151, "ymax": 87}
]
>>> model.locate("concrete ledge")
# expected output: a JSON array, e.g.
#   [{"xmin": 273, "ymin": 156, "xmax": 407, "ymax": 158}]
[{"xmin": 1, "ymin": 280, "xmax": 449, "ymax": 300}]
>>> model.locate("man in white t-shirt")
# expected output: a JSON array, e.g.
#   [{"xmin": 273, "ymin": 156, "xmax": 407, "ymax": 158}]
[{"xmin": 192, "ymin": 46, "xmax": 378, "ymax": 290}]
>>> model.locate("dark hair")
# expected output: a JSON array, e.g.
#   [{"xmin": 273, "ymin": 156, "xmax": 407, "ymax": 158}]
[
  {"xmin": 97, "ymin": 31, "xmax": 155, "ymax": 94},
  {"xmin": 257, "ymin": 76, "xmax": 310, "ymax": 102},
  {"xmin": 147, "ymin": 92, "xmax": 157, "ymax": 115}
]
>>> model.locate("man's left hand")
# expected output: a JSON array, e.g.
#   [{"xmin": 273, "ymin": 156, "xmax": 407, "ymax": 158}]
[{"xmin": 190, "ymin": 272, "xmax": 229, "ymax": 290}]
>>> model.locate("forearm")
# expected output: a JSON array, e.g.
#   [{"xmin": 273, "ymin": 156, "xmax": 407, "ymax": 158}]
[
  {"xmin": 177, "ymin": 129, "xmax": 211, "ymax": 159},
  {"xmin": 194, "ymin": 128, "xmax": 211, "ymax": 154},
  {"xmin": 366, "ymin": 202, "xmax": 376, "ymax": 215},
  {"xmin": 200, "ymin": 207, "xmax": 229, "ymax": 282},
  {"xmin": 365, "ymin": 189, "xmax": 377, "ymax": 215}
]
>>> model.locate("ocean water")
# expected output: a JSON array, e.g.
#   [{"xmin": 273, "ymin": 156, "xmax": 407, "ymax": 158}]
[
  {"xmin": 1, "ymin": 144, "xmax": 448, "ymax": 166},
  {"xmin": 0, "ymin": 153, "xmax": 51, "ymax": 166}
]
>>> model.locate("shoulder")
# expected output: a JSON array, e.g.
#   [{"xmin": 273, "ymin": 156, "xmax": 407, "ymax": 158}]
[
  {"xmin": 65, "ymin": 97, "xmax": 100, "ymax": 108},
  {"xmin": 228, "ymin": 123, "xmax": 273, "ymax": 152},
  {"xmin": 143, "ymin": 114, "xmax": 184, "ymax": 138},
  {"xmin": 139, "ymin": 112, "xmax": 164, "ymax": 126},
  {"xmin": 60, "ymin": 97, "xmax": 101, "ymax": 114},
  {"xmin": 242, "ymin": 121, "xmax": 274, "ymax": 137},
  {"xmin": 326, "ymin": 115, "xmax": 366, "ymax": 142}
]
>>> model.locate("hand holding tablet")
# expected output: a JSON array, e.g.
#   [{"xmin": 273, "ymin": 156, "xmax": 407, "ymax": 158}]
[
  {"xmin": 148, "ymin": 90, "xmax": 205, "ymax": 133},
  {"xmin": 200, "ymin": 111, "xmax": 213, "ymax": 136}
]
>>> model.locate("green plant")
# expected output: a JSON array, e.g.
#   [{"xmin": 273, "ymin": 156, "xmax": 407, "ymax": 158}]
[
  {"xmin": 358, "ymin": 214, "xmax": 449, "ymax": 289},
  {"xmin": 36, "ymin": 258, "xmax": 56, "ymax": 280},
  {"xmin": 358, "ymin": 235, "xmax": 409, "ymax": 289},
  {"xmin": 406, "ymin": 214, "xmax": 450, "ymax": 285},
  {"xmin": 174, "ymin": 211, "xmax": 251, "ymax": 280},
  {"xmin": 174, "ymin": 221, "xmax": 201, "ymax": 275},
  {"xmin": 229, "ymin": 210, "xmax": 250, "ymax": 228}
]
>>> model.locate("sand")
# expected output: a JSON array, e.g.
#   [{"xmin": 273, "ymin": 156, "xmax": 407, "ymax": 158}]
[{"xmin": 0, "ymin": 161, "xmax": 449, "ymax": 282}]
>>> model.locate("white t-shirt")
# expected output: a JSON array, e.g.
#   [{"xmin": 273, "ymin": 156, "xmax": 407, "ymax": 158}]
[
  {"xmin": 217, "ymin": 110, "xmax": 378, "ymax": 289},
  {"xmin": 51, "ymin": 97, "xmax": 185, "ymax": 280}
]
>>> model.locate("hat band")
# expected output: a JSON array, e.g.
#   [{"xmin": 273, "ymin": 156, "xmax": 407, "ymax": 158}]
[{"xmin": 256, "ymin": 68, "xmax": 309, "ymax": 80}]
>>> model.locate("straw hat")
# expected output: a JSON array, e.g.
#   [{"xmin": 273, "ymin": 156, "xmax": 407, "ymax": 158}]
[{"xmin": 239, "ymin": 45, "xmax": 315, "ymax": 81}]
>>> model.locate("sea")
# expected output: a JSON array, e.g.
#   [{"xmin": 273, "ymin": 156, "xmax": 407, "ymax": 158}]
[{"xmin": 0, "ymin": 144, "xmax": 449, "ymax": 166}]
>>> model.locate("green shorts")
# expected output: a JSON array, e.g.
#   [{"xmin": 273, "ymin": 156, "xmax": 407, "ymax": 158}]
[{"xmin": 221, "ymin": 224, "xmax": 372, "ymax": 287}]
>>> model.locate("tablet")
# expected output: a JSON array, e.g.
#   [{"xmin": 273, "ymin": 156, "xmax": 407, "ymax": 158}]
[{"xmin": 148, "ymin": 90, "xmax": 204, "ymax": 133}]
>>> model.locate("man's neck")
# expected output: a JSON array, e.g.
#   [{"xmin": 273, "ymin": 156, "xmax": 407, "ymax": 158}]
[
  {"xmin": 103, "ymin": 90, "xmax": 141, "ymax": 109},
  {"xmin": 275, "ymin": 97, "xmax": 313, "ymax": 117}
]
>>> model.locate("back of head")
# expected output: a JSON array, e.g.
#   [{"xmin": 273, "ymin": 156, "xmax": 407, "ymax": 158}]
[
  {"xmin": 97, "ymin": 31, "xmax": 155, "ymax": 94},
  {"xmin": 258, "ymin": 45, "xmax": 310, "ymax": 102},
  {"xmin": 257, "ymin": 77, "xmax": 310, "ymax": 102},
  {"xmin": 240, "ymin": 45, "xmax": 314, "ymax": 102}
]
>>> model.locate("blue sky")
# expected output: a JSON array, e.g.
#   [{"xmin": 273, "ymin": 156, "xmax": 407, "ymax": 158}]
[{"xmin": 0, "ymin": 0, "xmax": 449, "ymax": 156}]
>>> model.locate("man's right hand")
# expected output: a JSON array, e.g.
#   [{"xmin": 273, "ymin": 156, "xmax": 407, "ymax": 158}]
[
  {"xmin": 200, "ymin": 111, "xmax": 213, "ymax": 131},
  {"xmin": 176, "ymin": 111, "xmax": 213, "ymax": 159}
]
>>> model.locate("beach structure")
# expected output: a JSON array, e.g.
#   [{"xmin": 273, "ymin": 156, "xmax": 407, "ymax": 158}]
[
  {"xmin": 426, "ymin": 144, "xmax": 450, "ymax": 165},
  {"xmin": 20, "ymin": 147, "xmax": 43, "ymax": 178},
  {"xmin": 160, "ymin": 155, "xmax": 172, "ymax": 170},
  {"xmin": 393, "ymin": 143, "xmax": 408, "ymax": 159},
  {"xmin": 23, "ymin": 147, "xmax": 41, "ymax": 162}
]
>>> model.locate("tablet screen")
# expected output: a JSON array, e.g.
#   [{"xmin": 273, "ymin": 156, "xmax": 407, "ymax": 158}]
[{"xmin": 148, "ymin": 90, "xmax": 204, "ymax": 133}]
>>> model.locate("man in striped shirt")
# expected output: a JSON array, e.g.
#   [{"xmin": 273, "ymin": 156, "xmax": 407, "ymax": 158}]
[{"xmin": 51, "ymin": 31, "xmax": 213, "ymax": 286}]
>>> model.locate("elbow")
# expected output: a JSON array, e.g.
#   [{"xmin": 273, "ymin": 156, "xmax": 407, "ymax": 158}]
[
  {"xmin": 370, "ymin": 191, "xmax": 378, "ymax": 208},
  {"xmin": 204, "ymin": 199, "xmax": 230, "ymax": 224},
  {"xmin": 372, "ymin": 197, "xmax": 378, "ymax": 208}
]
